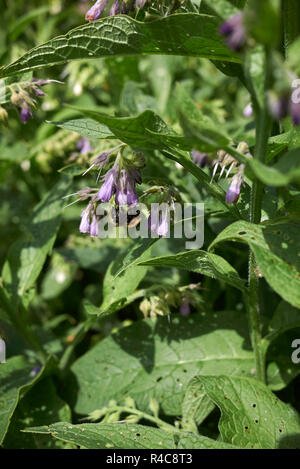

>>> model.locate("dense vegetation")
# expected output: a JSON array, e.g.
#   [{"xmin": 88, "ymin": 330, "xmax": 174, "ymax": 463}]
[{"xmin": 1, "ymin": 0, "xmax": 300, "ymax": 450}]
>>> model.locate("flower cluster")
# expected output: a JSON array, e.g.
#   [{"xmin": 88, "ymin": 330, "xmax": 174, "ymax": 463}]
[
  {"xmin": 85, "ymin": 0, "xmax": 147, "ymax": 20},
  {"xmin": 9, "ymin": 78, "xmax": 61, "ymax": 124},
  {"xmin": 65, "ymin": 143, "xmax": 144, "ymax": 238},
  {"xmin": 139, "ymin": 284, "xmax": 200, "ymax": 321},
  {"xmin": 211, "ymin": 142, "xmax": 252, "ymax": 204}
]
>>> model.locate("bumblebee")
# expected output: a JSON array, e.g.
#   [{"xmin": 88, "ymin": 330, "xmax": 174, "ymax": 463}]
[{"xmin": 109, "ymin": 206, "xmax": 141, "ymax": 228}]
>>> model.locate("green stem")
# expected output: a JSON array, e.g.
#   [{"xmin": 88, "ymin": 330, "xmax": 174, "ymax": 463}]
[
  {"xmin": 103, "ymin": 405, "xmax": 176, "ymax": 433},
  {"xmin": 247, "ymin": 48, "xmax": 273, "ymax": 384}
]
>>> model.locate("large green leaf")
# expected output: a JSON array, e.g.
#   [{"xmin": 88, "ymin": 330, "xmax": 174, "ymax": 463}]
[
  {"xmin": 0, "ymin": 356, "xmax": 55, "ymax": 445},
  {"xmin": 137, "ymin": 250, "xmax": 246, "ymax": 292},
  {"xmin": 2, "ymin": 175, "xmax": 72, "ymax": 299},
  {"xmin": 199, "ymin": 375, "xmax": 300, "ymax": 449},
  {"xmin": 24, "ymin": 422, "xmax": 175, "ymax": 449},
  {"xmin": 0, "ymin": 14, "xmax": 240, "ymax": 78},
  {"xmin": 3, "ymin": 377, "xmax": 71, "ymax": 449},
  {"xmin": 66, "ymin": 311, "xmax": 255, "ymax": 417},
  {"xmin": 209, "ymin": 219, "xmax": 300, "ymax": 308}
]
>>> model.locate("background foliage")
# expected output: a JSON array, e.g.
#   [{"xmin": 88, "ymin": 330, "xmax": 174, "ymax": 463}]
[{"xmin": 0, "ymin": 0, "xmax": 300, "ymax": 449}]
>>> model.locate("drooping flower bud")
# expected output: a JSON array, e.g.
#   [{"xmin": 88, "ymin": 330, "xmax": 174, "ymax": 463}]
[
  {"xmin": 77, "ymin": 137, "xmax": 94, "ymax": 155},
  {"xmin": 97, "ymin": 166, "xmax": 118, "ymax": 202},
  {"xmin": 225, "ymin": 171, "xmax": 243, "ymax": 204},
  {"xmin": 290, "ymin": 98, "xmax": 300, "ymax": 126},
  {"xmin": 85, "ymin": 0, "xmax": 109, "ymax": 21},
  {"xmin": 191, "ymin": 150, "xmax": 208, "ymax": 168},
  {"xmin": 0, "ymin": 106, "xmax": 8, "ymax": 124},
  {"xmin": 89, "ymin": 214, "xmax": 99, "ymax": 237},
  {"xmin": 20, "ymin": 105, "xmax": 33, "ymax": 124},
  {"xmin": 30, "ymin": 366, "xmax": 42, "ymax": 378},
  {"xmin": 243, "ymin": 102, "xmax": 253, "ymax": 118},
  {"xmin": 136, "ymin": 0, "xmax": 146, "ymax": 7},
  {"xmin": 115, "ymin": 168, "xmax": 140, "ymax": 206},
  {"xmin": 267, "ymin": 91, "xmax": 289, "ymax": 120},
  {"xmin": 79, "ymin": 204, "xmax": 93, "ymax": 233},
  {"xmin": 219, "ymin": 12, "xmax": 246, "ymax": 52},
  {"xmin": 149, "ymin": 206, "xmax": 169, "ymax": 237},
  {"xmin": 110, "ymin": 0, "xmax": 120, "ymax": 15},
  {"xmin": 180, "ymin": 301, "xmax": 191, "ymax": 317}
]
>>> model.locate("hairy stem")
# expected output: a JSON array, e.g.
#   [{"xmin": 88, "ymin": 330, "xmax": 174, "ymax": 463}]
[{"xmin": 247, "ymin": 48, "xmax": 273, "ymax": 383}]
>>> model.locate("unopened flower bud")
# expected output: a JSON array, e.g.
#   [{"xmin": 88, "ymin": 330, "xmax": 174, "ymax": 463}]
[
  {"xmin": 0, "ymin": 106, "xmax": 8, "ymax": 124},
  {"xmin": 219, "ymin": 12, "xmax": 246, "ymax": 52},
  {"xmin": 86, "ymin": 0, "xmax": 108, "ymax": 21}
]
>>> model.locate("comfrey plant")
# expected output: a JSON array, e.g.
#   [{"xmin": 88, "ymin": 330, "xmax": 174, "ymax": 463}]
[
  {"xmin": 2, "ymin": 0, "xmax": 300, "ymax": 451},
  {"xmin": 63, "ymin": 143, "xmax": 145, "ymax": 237}
]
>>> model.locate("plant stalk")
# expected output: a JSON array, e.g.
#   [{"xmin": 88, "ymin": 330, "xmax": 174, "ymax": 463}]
[{"xmin": 247, "ymin": 48, "xmax": 273, "ymax": 383}]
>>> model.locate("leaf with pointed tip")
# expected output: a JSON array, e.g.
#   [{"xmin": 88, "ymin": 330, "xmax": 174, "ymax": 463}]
[
  {"xmin": 0, "ymin": 356, "xmax": 56, "ymax": 445},
  {"xmin": 0, "ymin": 14, "xmax": 241, "ymax": 78},
  {"xmin": 137, "ymin": 250, "xmax": 247, "ymax": 292},
  {"xmin": 51, "ymin": 118, "xmax": 114, "ymax": 140},
  {"xmin": 24, "ymin": 422, "xmax": 175, "ymax": 449},
  {"xmin": 199, "ymin": 375, "xmax": 300, "ymax": 449}
]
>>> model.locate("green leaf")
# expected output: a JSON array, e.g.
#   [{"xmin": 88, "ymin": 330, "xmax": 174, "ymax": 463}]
[
  {"xmin": 181, "ymin": 376, "xmax": 215, "ymax": 431},
  {"xmin": 248, "ymin": 148, "xmax": 300, "ymax": 186},
  {"xmin": 266, "ymin": 331, "xmax": 300, "ymax": 391},
  {"xmin": 209, "ymin": 219, "xmax": 300, "ymax": 308},
  {"xmin": 265, "ymin": 301, "xmax": 300, "ymax": 344},
  {"xmin": 177, "ymin": 432, "xmax": 240, "ymax": 449},
  {"xmin": 199, "ymin": 375, "xmax": 300, "ymax": 449},
  {"xmin": 2, "ymin": 175, "xmax": 72, "ymax": 299},
  {"xmin": 3, "ymin": 377, "xmax": 71, "ymax": 449},
  {"xmin": 137, "ymin": 250, "xmax": 247, "ymax": 292},
  {"xmin": 98, "ymin": 240, "xmax": 153, "ymax": 317},
  {"xmin": 24, "ymin": 422, "xmax": 175, "ymax": 449},
  {"xmin": 0, "ymin": 356, "xmax": 56, "ymax": 445},
  {"xmin": 69, "ymin": 108, "xmax": 190, "ymax": 151},
  {"xmin": 0, "ymin": 14, "xmax": 240, "ymax": 78},
  {"xmin": 51, "ymin": 118, "xmax": 114, "ymax": 140},
  {"xmin": 66, "ymin": 311, "xmax": 255, "ymax": 417}
]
